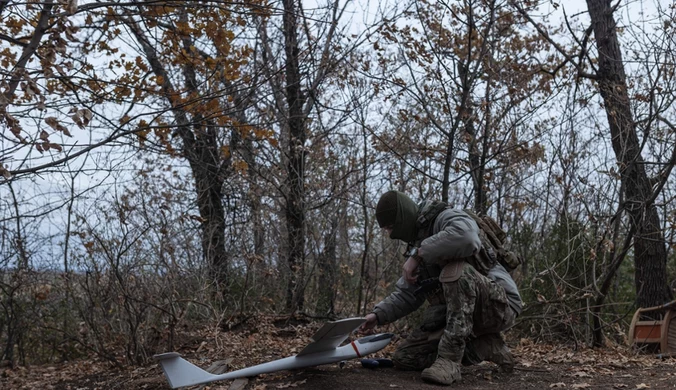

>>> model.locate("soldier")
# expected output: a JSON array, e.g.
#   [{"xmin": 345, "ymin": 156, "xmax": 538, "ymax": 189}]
[{"xmin": 360, "ymin": 190, "xmax": 523, "ymax": 385}]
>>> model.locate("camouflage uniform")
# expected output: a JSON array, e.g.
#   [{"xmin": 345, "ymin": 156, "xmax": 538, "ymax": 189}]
[
  {"xmin": 372, "ymin": 198, "xmax": 521, "ymax": 384},
  {"xmin": 389, "ymin": 263, "xmax": 516, "ymax": 372}
]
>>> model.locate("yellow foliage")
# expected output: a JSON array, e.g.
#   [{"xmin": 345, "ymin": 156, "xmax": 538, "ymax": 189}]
[
  {"xmin": 216, "ymin": 115, "xmax": 232, "ymax": 126},
  {"xmin": 220, "ymin": 145, "xmax": 231, "ymax": 159},
  {"xmin": 0, "ymin": 48, "xmax": 16, "ymax": 69},
  {"xmin": 4, "ymin": 17, "xmax": 27, "ymax": 34},
  {"xmin": 233, "ymin": 160, "xmax": 249, "ymax": 173},
  {"xmin": 136, "ymin": 120, "xmax": 150, "ymax": 147}
]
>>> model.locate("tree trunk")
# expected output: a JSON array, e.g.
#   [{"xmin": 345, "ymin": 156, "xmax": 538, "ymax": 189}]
[
  {"xmin": 458, "ymin": 60, "xmax": 487, "ymax": 214},
  {"xmin": 188, "ymin": 133, "xmax": 228, "ymax": 288},
  {"xmin": 282, "ymin": 0, "xmax": 307, "ymax": 311},
  {"xmin": 127, "ymin": 16, "xmax": 229, "ymax": 289},
  {"xmin": 317, "ymin": 213, "xmax": 338, "ymax": 316},
  {"xmin": 177, "ymin": 13, "xmax": 229, "ymax": 288},
  {"xmin": 586, "ymin": 0, "xmax": 672, "ymax": 308}
]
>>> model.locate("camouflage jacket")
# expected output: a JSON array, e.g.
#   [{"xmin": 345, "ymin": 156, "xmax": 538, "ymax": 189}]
[{"xmin": 372, "ymin": 202, "xmax": 482, "ymax": 325}]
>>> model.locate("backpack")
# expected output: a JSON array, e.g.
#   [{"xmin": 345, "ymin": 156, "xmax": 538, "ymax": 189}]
[
  {"xmin": 415, "ymin": 202, "xmax": 522, "ymax": 274},
  {"xmin": 463, "ymin": 209, "xmax": 522, "ymax": 273}
]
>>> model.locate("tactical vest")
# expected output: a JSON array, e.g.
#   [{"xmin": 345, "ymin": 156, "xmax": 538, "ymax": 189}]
[
  {"xmin": 463, "ymin": 209, "xmax": 522, "ymax": 272},
  {"xmin": 412, "ymin": 202, "xmax": 521, "ymax": 275}
]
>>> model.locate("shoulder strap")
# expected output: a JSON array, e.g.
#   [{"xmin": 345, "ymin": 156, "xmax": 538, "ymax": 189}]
[
  {"xmin": 463, "ymin": 209, "xmax": 504, "ymax": 248},
  {"xmin": 416, "ymin": 201, "xmax": 449, "ymax": 237}
]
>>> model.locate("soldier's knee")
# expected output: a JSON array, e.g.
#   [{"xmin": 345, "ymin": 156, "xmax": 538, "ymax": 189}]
[
  {"xmin": 392, "ymin": 347, "xmax": 436, "ymax": 371},
  {"xmin": 392, "ymin": 334, "xmax": 439, "ymax": 371},
  {"xmin": 443, "ymin": 267, "xmax": 478, "ymax": 300}
]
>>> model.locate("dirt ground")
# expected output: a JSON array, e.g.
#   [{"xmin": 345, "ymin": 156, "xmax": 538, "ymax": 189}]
[
  {"xmin": 2, "ymin": 316, "xmax": 676, "ymax": 390},
  {"xmin": 3, "ymin": 348, "xmax": 676, "ymax": 390}
]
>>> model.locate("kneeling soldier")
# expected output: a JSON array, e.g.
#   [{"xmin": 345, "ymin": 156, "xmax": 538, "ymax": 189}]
[{"xmin": 360, "ymin": 191, "xmax": 523, "ymax": 386}]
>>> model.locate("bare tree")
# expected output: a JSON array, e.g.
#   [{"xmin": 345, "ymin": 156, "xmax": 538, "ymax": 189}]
[{"xmin": 585, "ymin": 0, "xmax": 672, "ymax": 309}]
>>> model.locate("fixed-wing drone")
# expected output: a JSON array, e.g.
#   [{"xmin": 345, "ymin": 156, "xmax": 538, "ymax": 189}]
[{"xmin": 155, "ymin": 317, "xmax": 394, "ymax": 389}]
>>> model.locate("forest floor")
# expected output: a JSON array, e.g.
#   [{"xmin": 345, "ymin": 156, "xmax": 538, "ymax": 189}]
[{"xmin": 2, "ymin": 315, "xmax": 676, "ymax": 390}]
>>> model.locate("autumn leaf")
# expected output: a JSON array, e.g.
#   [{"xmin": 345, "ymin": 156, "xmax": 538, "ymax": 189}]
[
  {"xmin": 230, "ymin": 378, "xmax": 248, "ymax": 390},
  {"xmin": 5, "ymin": 113, "xmax": 23, "ymax": 139},
  {"xmin": 71, "ymin": 113, "xmax": 83, "ymax": 128},
  {"xmin": 221, "ymin": 145, "xmax": 231, "ymax": 159},
  {"xmin": 66, "ymin": 0, "xmax": 78, "ymax": 15},
  {"xmin": 550, "ymin": 383, "xmax": 566, "ymax": 388},
  {"xmin": 275, "ymin": 379, "xmax": 306, "ymax": 388},
  {"xmin": 45, "ymin": 117, "xmax": 72, "ymax": 136},
  {"xmin": 71, "ymin": 108, "xmax": 92, "ymax": 129},
  {"xmin": 233, "ymin": 160, "xmax": 249, "ymax": 173},
  {"xmin": 137, "ymin": 130, "xmax": 149, "ymax": 147},
  {"xmin": 635, "ymin": 384, "xmax": 650, "ymax": 389},
  {"xmin": 0, "ymin": 164, "xmax": 12, "ymax": 180}
]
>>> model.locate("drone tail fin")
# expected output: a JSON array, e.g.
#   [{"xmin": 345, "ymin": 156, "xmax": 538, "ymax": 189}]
[{"xmin": 154, "ymin": 352, "xmax": 218, "ymax": 389}]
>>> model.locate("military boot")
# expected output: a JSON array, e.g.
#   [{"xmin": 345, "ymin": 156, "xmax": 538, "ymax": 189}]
[
  {"xmin": 421, "ymin": 357, "xmax": 462, "ymax": 386},
  {"xmin": 491, "ymin": 339, "xmax": 514, "ymax": 373},
  {"xmin": 464, "ymin": 333, "xmax": 514, "ymax": 373},
  {"xmin": 423, "ymin": 329, "xmax": 466, "ymax": 385}
]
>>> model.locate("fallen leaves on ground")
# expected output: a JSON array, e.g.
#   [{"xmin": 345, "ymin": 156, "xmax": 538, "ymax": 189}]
[{"xmin": 1, "ymin": 315, "xmax": 676, "ymax": 390}]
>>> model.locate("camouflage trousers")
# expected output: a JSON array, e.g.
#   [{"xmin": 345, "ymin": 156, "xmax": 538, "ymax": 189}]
[{"xmin": 393, "ymin": 263, "xmax": 516, "ymax": 370}]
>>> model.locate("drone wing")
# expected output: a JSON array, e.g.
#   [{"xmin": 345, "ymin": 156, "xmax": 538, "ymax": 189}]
[{"xmin": 296, "ymin": 317, "xmax": 366, "ymax": 356}]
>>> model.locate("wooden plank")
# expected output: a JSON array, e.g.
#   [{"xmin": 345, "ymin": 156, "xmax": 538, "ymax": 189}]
[{"xmin": 634, "ymin": 323, "xmax": 663, "ymax": 343}]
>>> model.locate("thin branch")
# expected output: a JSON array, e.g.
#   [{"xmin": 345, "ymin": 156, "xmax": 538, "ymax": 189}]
[{"xmin": 509, "ymin": 0, "xmax": 598, "ymax": 80}]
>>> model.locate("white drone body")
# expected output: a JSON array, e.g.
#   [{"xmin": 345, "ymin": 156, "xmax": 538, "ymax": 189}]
[{"xmin": 155, "ymin": 318, "xmax": 393, "ymax": 389}]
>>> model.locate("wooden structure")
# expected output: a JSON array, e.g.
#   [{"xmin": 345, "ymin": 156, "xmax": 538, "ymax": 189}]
[{"xmin": 628, "ymin": 300, "xmax": 676, "ymax": 356}]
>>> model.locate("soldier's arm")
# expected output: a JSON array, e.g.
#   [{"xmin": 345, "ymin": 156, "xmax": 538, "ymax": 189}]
[
  {"xmin": 372, "ymin": 277, "xmax": 426, "ymax": 325},
  {"xmin": 419, "ymin": 209, "xmax": 481, "ymax": 265}
]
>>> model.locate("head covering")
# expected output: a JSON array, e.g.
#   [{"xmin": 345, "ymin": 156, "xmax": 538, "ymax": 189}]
[
  {"xmin": 375, "ymin": 190, "xmax": 398, "ymax": 228},
  {"xmin": 375, "ymin": 190, "xmax": 418, "ymax": 243}
]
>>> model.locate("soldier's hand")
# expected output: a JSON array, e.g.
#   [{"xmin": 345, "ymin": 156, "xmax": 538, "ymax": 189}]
[
  {"xmin": 360, "ymin": 313, "xmax": 378, "ymax": 334},
  {"xmin": 403, "ymin": 256, "xmax": 420, "ymax": 285}
]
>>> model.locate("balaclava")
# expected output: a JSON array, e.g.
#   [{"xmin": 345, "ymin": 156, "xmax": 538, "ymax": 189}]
[{"xmin": 375, "ymin": 190, "xmax": 418, "ymax": 243}]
